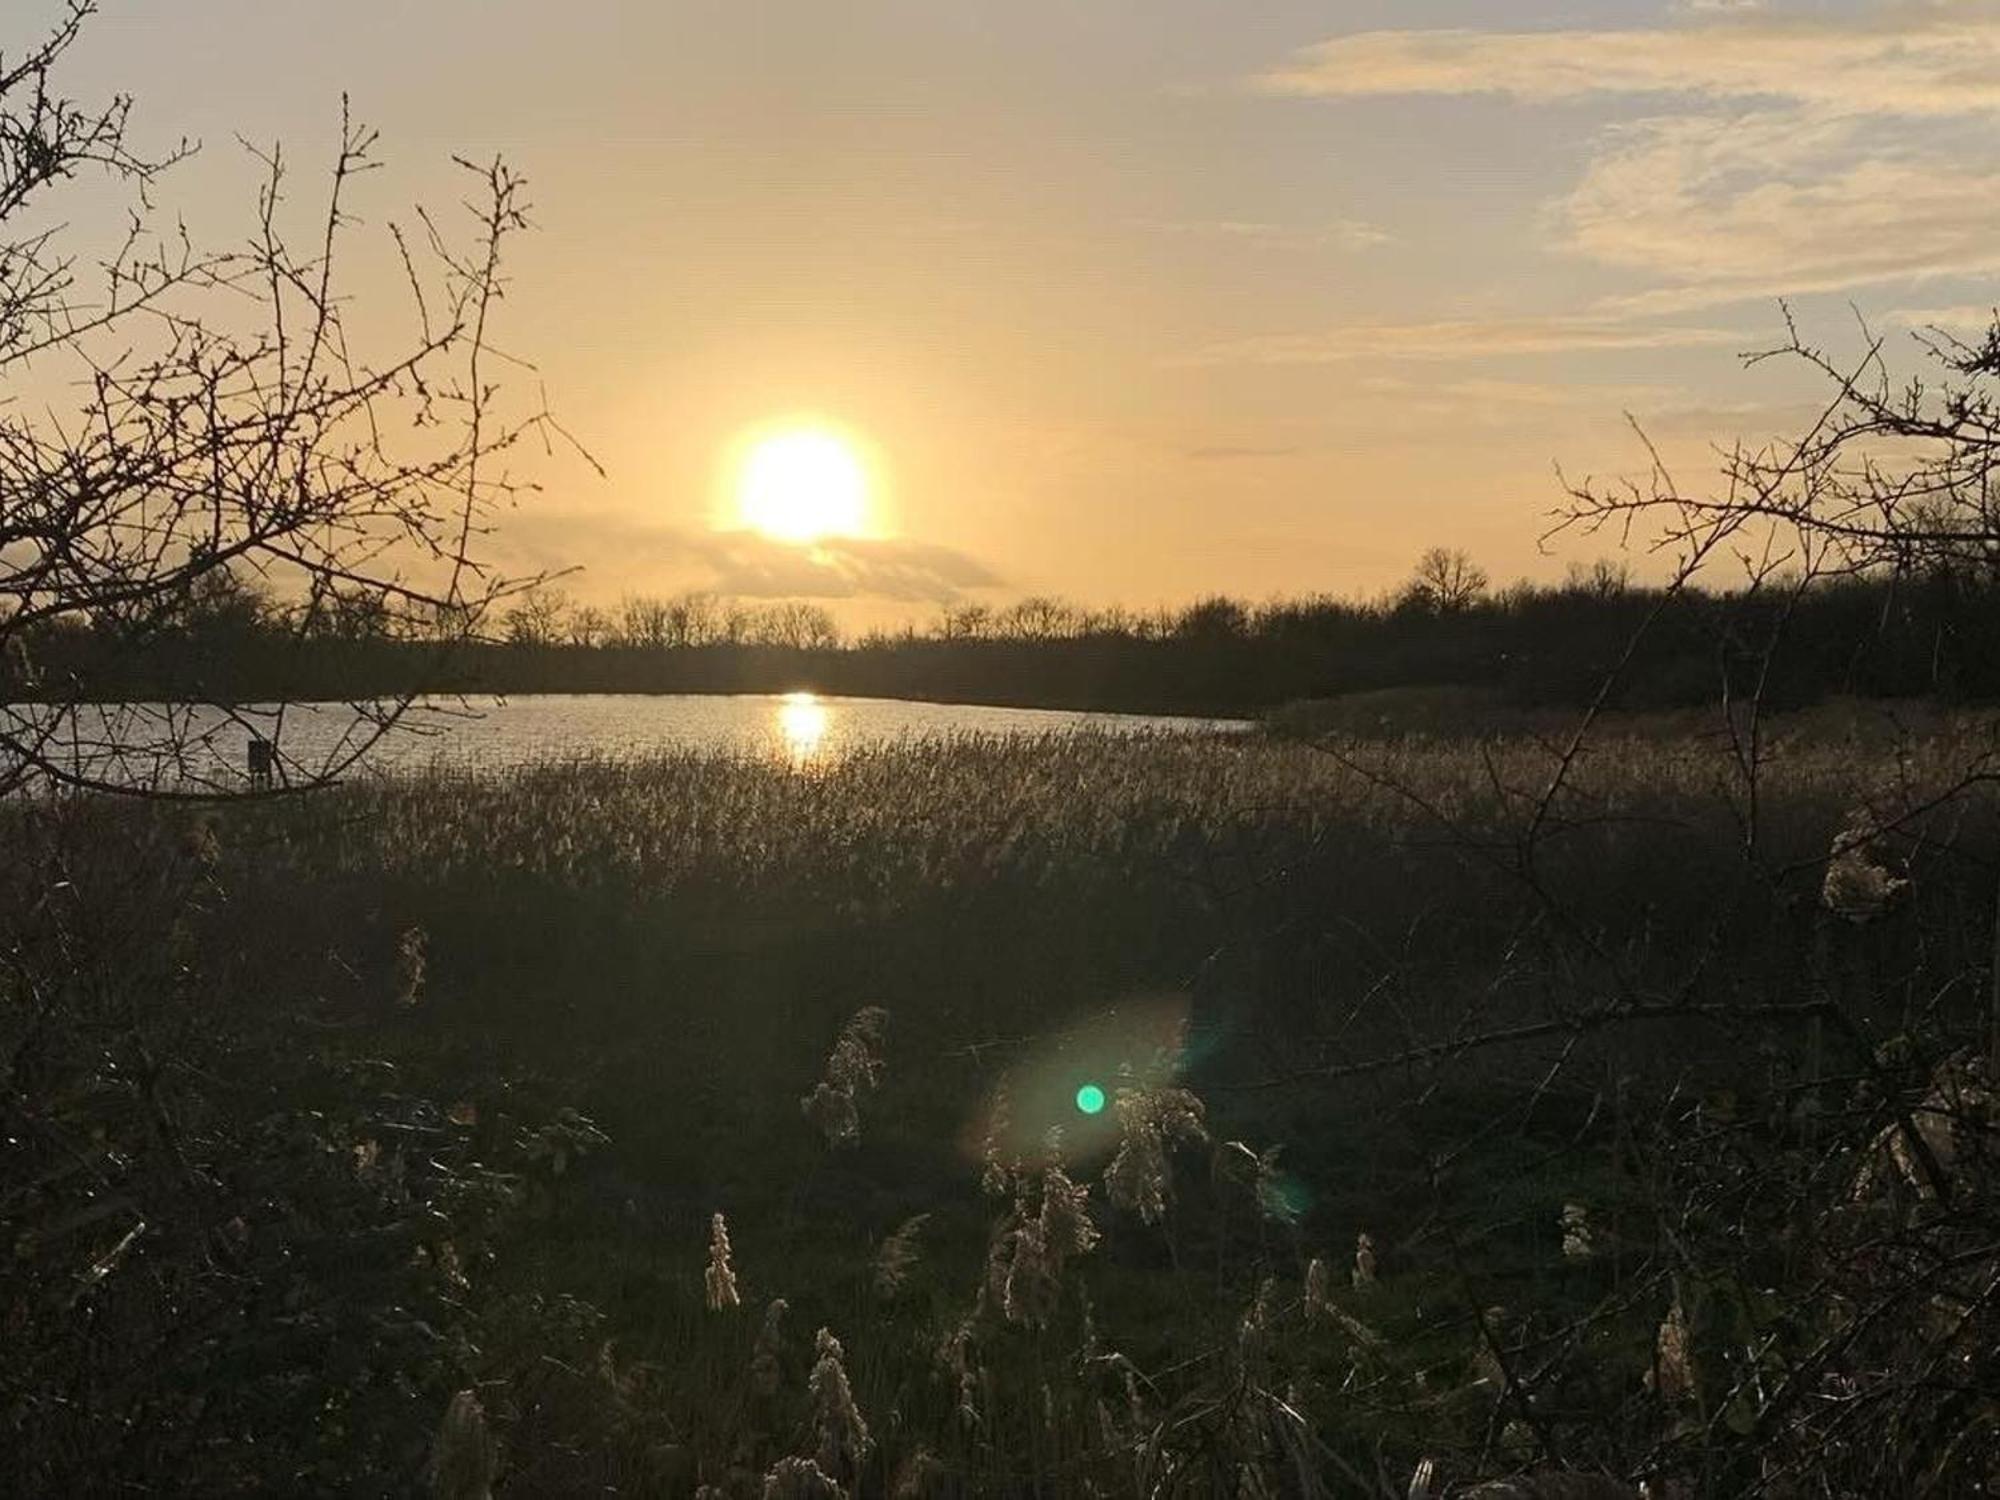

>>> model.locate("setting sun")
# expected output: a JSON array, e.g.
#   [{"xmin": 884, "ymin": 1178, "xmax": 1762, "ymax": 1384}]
[{"xmin": 734, "ymin": 424, "xmax": 871, "ymax": 545}]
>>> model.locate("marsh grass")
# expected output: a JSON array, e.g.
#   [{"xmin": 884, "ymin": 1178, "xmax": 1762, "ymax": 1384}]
[{"xmin": 8, "ymin": 722, "xmax": 2000, "ymax": 1493}]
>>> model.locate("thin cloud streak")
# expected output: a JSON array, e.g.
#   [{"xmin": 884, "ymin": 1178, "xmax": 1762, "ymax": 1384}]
[
  {"xmin": 1257, "ymin": 8, "xmax": 2000, "ymax": 314},
  {"xmin": 1186, "ymin": 315, "xmax": 1741, "ymax": 366},
  {"xmin": 1185, "ymin": 445, "xmax": 1302, "ymax": 461},
  {"xmin": 1886, "ymin": 304, "xmax": 2000, "ymax": 331},
  {"xmin": 491, "ymin": 511, "xmax": 1001, "ymax": 605},
  {"xmin": 697, "ymin": 532, "xmax": 1001, "ymax": 604},
  {"xmin": 1566, "ymin": 110, "xmax": 2000, "ymax": 303},
  {"xmin": 1139, "ymin": 218, "xmax": 1394, "ymax": 253},
  {"xmin": 1354, "ymin": 375, "xmax": 1681, "ymax": 408},
  {"xmin": 1257, "ymin": 12, "xmax": 2000, "ymax": 117}
]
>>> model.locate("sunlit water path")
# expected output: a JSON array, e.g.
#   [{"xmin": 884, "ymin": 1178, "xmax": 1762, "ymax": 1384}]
[{"xmin": 19, "ymin": 692, "xmax": 1249, "ymax": 790}]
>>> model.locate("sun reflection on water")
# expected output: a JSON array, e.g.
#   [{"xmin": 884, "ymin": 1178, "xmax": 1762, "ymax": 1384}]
[{"xmin": 776, "ymin": 690, "xmax": 830, "ymax": 765}]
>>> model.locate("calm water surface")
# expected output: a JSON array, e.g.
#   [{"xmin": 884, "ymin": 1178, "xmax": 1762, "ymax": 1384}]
[{"xmin": 38, "ymin": 692, "xmax": 1248, "ymax": 788}]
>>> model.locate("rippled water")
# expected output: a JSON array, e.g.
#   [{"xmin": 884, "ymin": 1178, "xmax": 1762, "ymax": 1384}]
[{"xmin": 19, "ymin": 692, "xmax": 1249, "ymax": 790}]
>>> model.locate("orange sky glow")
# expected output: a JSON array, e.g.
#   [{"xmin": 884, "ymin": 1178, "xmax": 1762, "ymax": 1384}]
[{"xmin": 36, "ymin": 0, "xmax": 2000, "ymax": 629}]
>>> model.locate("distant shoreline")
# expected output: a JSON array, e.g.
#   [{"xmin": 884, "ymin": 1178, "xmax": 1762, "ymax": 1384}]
[{"xmin": 13, "ymin": 570, "xmax": 2000, "ymax": 724}]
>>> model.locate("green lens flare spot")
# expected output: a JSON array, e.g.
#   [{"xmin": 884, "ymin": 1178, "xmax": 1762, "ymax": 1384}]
[{"xmin": 1075, "ymin": 1084, "xmax": 1107, "ymax": 1116}]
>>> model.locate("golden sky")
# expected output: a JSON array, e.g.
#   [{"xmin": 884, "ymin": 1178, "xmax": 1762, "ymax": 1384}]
[{"xmin": 46, "ymin": 1, "xmax": 2000, "ymax": 626}]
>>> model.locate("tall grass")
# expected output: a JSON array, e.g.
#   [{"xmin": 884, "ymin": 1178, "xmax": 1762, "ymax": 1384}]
[{"xmin": 7, "ymin": 720, "xmax": 1999, "ymax": 1494}]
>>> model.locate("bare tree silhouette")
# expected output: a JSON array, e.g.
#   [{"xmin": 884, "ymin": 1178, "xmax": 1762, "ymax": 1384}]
[
  {"xmin": 1405, "ymin": 546, "xmax": 1490, "ymax": 613},
  {"xmin": 0, "ymin": 3, "xmax": 579, "ymax": 797}
]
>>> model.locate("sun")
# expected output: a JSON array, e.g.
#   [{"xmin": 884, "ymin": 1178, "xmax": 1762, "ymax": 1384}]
[{"xmin": 733, "ymin": 423, "xmax": 872, "ymax": 544}]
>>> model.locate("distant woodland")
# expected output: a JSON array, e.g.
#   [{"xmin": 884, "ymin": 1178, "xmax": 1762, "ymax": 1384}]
[{"xmin": 11, "ymin": 549, "xmax": 2000, "ymax": 717}]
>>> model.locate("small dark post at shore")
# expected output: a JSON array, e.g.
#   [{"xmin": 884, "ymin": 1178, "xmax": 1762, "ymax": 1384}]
[{"xmin": 247, "ymin": 735, "xmax": 274, "ymax": 789}]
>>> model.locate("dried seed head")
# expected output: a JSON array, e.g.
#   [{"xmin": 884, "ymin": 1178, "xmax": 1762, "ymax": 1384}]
[
  {"xmin": 937, "ymin": 1318, "xmax": 981, "ymax": 1431},
  {"xmin": 1559, "ymin": 1202, "xmax": 1594, "ymax": 1262},
  {"xmin": 801, "ymin": 1082, "xmax": 860, "ymax": 1149},
  {"xmin": 750, "ymin": 1297, "xmax": 789, "ymax": 1396},
  {"xmin": 1469, "ymin": 1306, "xmax": 1508, "ymax": 1389},
  {"xmin": 182, "ymin": 818, "xmax": 221, "ymax": 868},
  {"xmin": 1104, "ymin": 1084, "xmax": 1207, "ymax": 1225},
  {"xmin": 825, "ymin": 1006, "xmax": 890, "ymax": 1092},
  {"xmin": 394, "ymin": 926, "xmax": 428, "ymax": 1007},
  {"xmin": 979, "ymin": 1084, "xmax": 1015, "ymax": 1197},
  {"xmin": 762, "ymin": 1455, "xmax": 846, "ymax": 1500},
  {"xmin": 977, "ymin": 1220, "xmax": 1011, "ymax": 1321},
  {"xmin": 1037, "ymin": 1162, "xmax": 1100, "ymax": 1262},
  {"xmin": 1325, "ymin": 1300, "xmax": 1387, "ymax": 1352},
  {"xmin": 801, "ymin": 1007, "xmax": 891, "ymax": 1148},
  {"xmin": 991, "ymin": 1162, "xmax": 1100, "ymax": 1327},
  {"xmin": 997, "ymin": 1221, "xmax": 1051, "ymax": 1327},
  {"xmin": 705, "ymin": 1212, "xmax": 741, "ymax": 1311},
  {"xmin": 1822, "ymin": 807, "xmax": 1907, "ymax": 922},
  {"xmin": 594, "ymin": 1338, "xmax": 627, "ymax": 1397},
  {"xmin": 1095, "ymin": 1397, "xmax": 1120, "ymax": 1453},
  {"xmin": 890, "ymin": 1446, "xmax": 949, "ymax": 1500},
  {"xmin": 809, "ymin": 1327, "xmax": 871, "ymax": 1478},
  {"xmin": 428, "ymin": 1388, "xmax": 498, "ymax": 1500},
  {"xmin": 1237, "ymin": 1276, "xmax": 1275, "ymax": 1374},
  {"xmin": 873, "ymin": 1214, "xmax": 930, "ymax": 1301},
  {"xmin": 1352, "ymin": 1231, "xmax": 1378, "ymax": 1289},
  {"xmin": 1304, "ymin": 1257, "xmax": 1332, "ymax": 1321},
  {"xmin": 1654, "ymin": 1298, "xmax": 1694, "ymax": 1403}
]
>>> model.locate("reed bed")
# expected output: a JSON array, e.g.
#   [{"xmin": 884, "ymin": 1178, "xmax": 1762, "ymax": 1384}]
[
  {"xmin": 249, "ymin": 722, "xmax": 1971, "ymax": 896},
  {"xmin": 8, "ymin": 719, "xmax": 1999, "ymax": 1495}
]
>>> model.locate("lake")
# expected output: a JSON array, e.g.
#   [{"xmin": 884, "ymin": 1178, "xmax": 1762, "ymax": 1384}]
[{"xmin": 21, "ymin": 692, "xmax": 1250, "ymax": 790}]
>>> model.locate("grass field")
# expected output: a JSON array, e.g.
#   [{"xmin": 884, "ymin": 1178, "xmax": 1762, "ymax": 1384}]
[{"xmin": 7, "ymin": 718, "xmax": 2000, "ymax": 1495}]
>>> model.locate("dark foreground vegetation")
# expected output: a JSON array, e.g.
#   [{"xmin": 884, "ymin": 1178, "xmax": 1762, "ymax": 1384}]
[
  {"xmin": 11, "ymin": 7, "xmax": 2000, "ymax": 1496},
  {"xmin": 18, "ymin": 558, "xmax": 2000, "ymax": 720},
  {"xmin": 8, "ymin": 723, "xmax": 2000, "ymax": 1496}
]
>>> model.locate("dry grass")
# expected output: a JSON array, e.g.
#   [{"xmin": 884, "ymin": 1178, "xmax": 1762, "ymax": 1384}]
[{"xmin": 11, "ymin": 719, "xmax": 2000, "ymax": 1495}]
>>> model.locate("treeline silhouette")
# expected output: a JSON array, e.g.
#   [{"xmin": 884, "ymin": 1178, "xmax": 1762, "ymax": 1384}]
[{"xmin": 12, "ymin": 551, "xmax": 2000, "ymax": 717}]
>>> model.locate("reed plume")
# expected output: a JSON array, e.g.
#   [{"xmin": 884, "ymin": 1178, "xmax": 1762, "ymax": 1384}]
[
  {"xmin": 802, "ymin": 1006, "xmax": 890, "ymax": 1148},
  {"xmin": 889, "ymin": 1446, "xmax": 948, "ymax": 1499},
  {"xmin": 937, "ymin": 1317, "xmax": 982, "ymax": 1431},
  {"xmin": 989, "ymin": 1157, "xmax": 1100, "ymax": 1327},
  {"xmin": 1822, "ymin": 805, "xmax": 1907, "ymax": 921},
  {"xmin": 809, "ymin": 1327, "xmax": 872, "ymax": 1479},
  {"xmin": 1352, "ymin": 1231, "xmax": 1378, "ymax": 1289},
  {"xmin": 1653, "ymin": 1297, "xmax": 1693, "ymax": 1404},
  {"xmin": 1559, "ymin": 1203, "xmax": 1594, "ymax": 1262},
  {"xmin": 1104, "ymin": 1083, "xmax": 1206, "ymax": 1224},
  {"xmin": 762, "ymin": 1455, "xmax": 845, "ymax": 1499},
  {"xmin": 705, "ymin": 1211, "xmax": 740, "ymax": 1311},
  {"xmin": 428, "ymin": 1389, "xmax": 498, "ymax": 1500},
  {"xmin": 394, "ymin": 925, "xmax": 428, "ymax": 1007},
  {"xmin": 750, "ymin": 1297, "xmax": 789, "ymax": 1396},
  {"xmin": 1304, "ymin": 1257, "xmax": 1332, "ymax": 1321},
  {"xmin": 872, "ymin": 1213, "xmax": 929, "ymax": 1301}
]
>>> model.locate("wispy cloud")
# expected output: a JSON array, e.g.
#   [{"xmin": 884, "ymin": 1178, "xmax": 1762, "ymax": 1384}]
[
  {"xmin": 1140, "ymin": 218, "xmax": 1393, "ymax": 252},
  {"xmin": 1187, "ymin": 313, "xmax": 1739, "ymax": 365},
  {"xmin": 696, "ymin": 532, "xmax": 1000, "ymax": 603},
  {"xmin": 1565, "ymin": 111, "xmax": 2000, "ymax": 307},
  {"xmin": 491, "ymin": 511, "xmax": 1000, "ymax": 604},
  {"xmin": 1258, "ymin": 11, "xmax": 2000, "ymax": 118},
  {"xmin": 1258, "ymin": 6, "xmax": 2000, "ymax": 313},
  {"xmin": 1884, "ymin": 303, "xmax": 2000, "ymax": 331},
  {"xmin": 1353, "ymin": 374, "xmax": 1678, "ymax": 407},
  {"xmin": 1184, "ymin": 444, "xmax": 1301, "ymax": 461}
]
